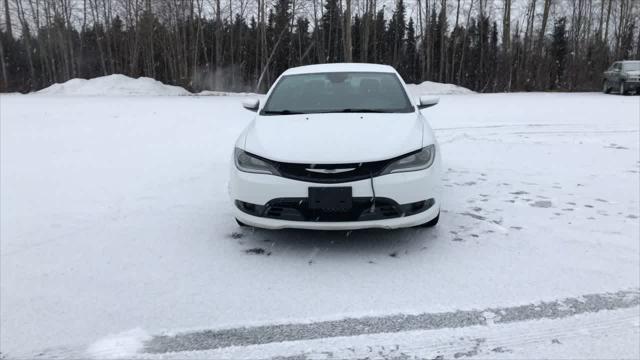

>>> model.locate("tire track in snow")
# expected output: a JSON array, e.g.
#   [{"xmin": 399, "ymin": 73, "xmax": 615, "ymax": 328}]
[{"xmin": 142, "ymin": 289, "xmax": 639, "ymax": 354}]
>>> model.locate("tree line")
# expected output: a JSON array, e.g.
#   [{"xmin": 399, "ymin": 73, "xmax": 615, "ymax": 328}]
[{"xmin": 0, "ymin": 0, "xmax": 638, "ymax": 93}]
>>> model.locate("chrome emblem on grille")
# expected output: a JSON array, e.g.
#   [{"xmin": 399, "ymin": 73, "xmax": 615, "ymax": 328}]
[{"xmin": 305, "ymin": 167, "xmax": 356, "ymax": 174}]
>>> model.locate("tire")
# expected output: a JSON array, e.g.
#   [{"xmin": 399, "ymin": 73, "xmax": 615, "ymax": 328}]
[
  {"xmin": 418, "ymin": 212, "xmax": 440, "ymax": 228},
  {"xmin": 620, "ymin": 82, "xmax": 627, "ymax": 95},
  {"xmin": 603, "ymin": 81, "xmax": 611, "ymax": 94},
  {"xmin": 236, "ymin": 218, "xmax": 249, "ymax": 227}
]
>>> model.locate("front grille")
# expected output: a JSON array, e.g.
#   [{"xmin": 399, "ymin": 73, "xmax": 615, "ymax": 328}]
[
  {"xmin": 236, "ymin": 198, "xmax": 434, "ymax": 222},
  {"xmin": 276, "ymin": 161, "xmax": 391, "ymax": 183},
  {"xmin": 249, "ymin": 150, "xmax": 420, "ymax": 184}
]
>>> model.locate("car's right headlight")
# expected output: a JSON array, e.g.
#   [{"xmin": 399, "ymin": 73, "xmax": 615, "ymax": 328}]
[
  {"xmin": 234, "ymin": 148, "xmax": 280, "ymax": 175},
  {"xmin": 381, "ymin": 145, "xmax": 436, "ymax": 174}
]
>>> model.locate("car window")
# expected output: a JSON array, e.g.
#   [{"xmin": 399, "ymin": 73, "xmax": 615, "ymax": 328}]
[
  {"xmin": 612, "ymin": 63, "xmax": 622, "ymax": 71},
  {"xmin": 262, "ymin": 72, "xmax": 414, "ymax": 115}
]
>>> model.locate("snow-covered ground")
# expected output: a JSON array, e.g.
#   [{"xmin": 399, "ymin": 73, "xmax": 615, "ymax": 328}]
[{"xmin": 1, "ymin": 88, "xmax": 639, "ymax": 359}]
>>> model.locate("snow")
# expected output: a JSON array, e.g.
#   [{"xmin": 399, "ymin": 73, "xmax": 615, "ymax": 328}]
[
  {"xmin": 196, "ymin": 90, "xmax": 259, "ymax": 97},
  {"xmin": 86, "ymin": 328, "xmax": 150, "ymax": 359},
  {"xmin": 128, "ymin": 308, "xmax": 640, "ymax": 359},
  {"xmin": 30, "ymin": 73, "xmax": 468, "ymax": 97},
  {"xmin": 406, "ymin": 80, "xmax": 475, "ymax": 95},
  {"xmin": 32, "ymin": 74, "xmax": 259, "ymax": 97},
  {"xmin": 1, "ymin": 91, "xmax": 638, "ymax": 358},
  {"xmin": 283, "ymin": 63, "xmax": 395, "ymax": 75},
  {"xmin": 243, "ymin": 112, "xmax": 424, "ymax": 163},
  {"xmin": 36, "ymin": 74, "xmax": 192, "ymax": 96}
]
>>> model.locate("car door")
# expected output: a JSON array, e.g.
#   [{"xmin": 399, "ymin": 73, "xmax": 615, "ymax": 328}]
[
  {"xmin": 604, "ymin": 63, "xmax": 613, "ymax": 84},
  {"xmin": 607, "ymin": 62, "xmax": 622, "ymax": 84}
]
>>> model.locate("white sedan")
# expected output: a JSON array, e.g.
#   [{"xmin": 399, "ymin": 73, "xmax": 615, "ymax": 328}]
[{"xmin": 229, "ymin": 63, "xmax": 442, "ymax": 230}]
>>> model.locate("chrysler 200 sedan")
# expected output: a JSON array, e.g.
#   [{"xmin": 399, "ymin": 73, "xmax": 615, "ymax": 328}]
[{"xmin": 229, "ymin": 63, "xmax": 442, "ymax": 230}]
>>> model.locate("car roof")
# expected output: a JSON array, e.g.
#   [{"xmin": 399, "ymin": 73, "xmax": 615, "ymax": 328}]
[{"xmin": 282, "ymin": 63, "xmax": 397, "ymax": 76}]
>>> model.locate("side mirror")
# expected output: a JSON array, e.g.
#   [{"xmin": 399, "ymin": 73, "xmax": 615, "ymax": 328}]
[
  {"xmin": 417, "ymin": 96, "xmax": 439, "ymax": 110},
  {"xmin": 242, "ymin": 98, "xmax": 260, "ymax": 112}
]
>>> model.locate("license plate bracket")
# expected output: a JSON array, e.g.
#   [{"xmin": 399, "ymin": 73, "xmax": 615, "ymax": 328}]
[{"xmin": 308, "ymin": 187, "xmax": 352, "ymax": 211}]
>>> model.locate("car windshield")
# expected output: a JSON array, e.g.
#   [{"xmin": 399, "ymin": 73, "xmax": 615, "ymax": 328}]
[
  {"xmin": 622, "ymin": 62, "xmax": 640, "ymax": 71},
  {"xmin": 262, "ymin": 72, "xmax": 414, "ymax": 115}
]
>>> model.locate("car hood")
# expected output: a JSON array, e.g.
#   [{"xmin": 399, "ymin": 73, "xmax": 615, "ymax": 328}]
[{"xmin": 243, "ymin": 112, "xmax": 423, "ymax": 163}]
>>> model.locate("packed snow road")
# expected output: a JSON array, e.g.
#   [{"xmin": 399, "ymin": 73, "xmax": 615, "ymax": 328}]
[{"xmin": 1, "ymin": 92, "xmax": 639, "ymax": 359}]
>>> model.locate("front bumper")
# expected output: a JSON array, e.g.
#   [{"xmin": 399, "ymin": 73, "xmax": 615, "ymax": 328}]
[
  {"xmin": 623, "ymin": 80, "xmax": 640, "ymax": 90},
  {"xmin": 233, "ymin": 204, "xmax": 440, "ymax": 230},
  {"xmin": 229, "ymin": 163, "xmax": 441, "ymax": 230}
]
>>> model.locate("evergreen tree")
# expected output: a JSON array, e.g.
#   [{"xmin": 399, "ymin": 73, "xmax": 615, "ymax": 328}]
[
  {"xmin": 404, "ymin": 18, "xmax": 418, "ymax": 83},
  {"xmin": 243, "ymin": 17, "xmax": 259, "ymax": 85},
  {"xmin": 292, "ymin": 17, "xmax": 311, "ymax": 65},
  {"xmin": 388, "ymin": 0, "xmax": 406, "ymax": 68},
  {"xmin": 271, "ymin": 0, "xmax": 291, "ymax": 78},
  {"xmin": 321, "ymin": 0, "xmax": 342, "ymax": 62},
  {"xmin": 550, "ymin": 17, "xmax": 568, "ymax": 90},
  {"xmin": 488, "ymin": 22, "xmax": 499, "ymax": 91},
  {"xmin": 0, "ymin": 0, "xmax": 636, "ymax": 93},
  {"xmin": 619, "ymin": 21, "xmax": 636, "ymax": 60},
  {"xmin": 429, "ymin": 8, "xmax": 439, "ymax": 79},
  {"xmin": 372, "ymin": 10, "xmax": 386, "ymax": 64},
  {"xmin": 352, "ymin": 14, "xmax": 362, "ymax": 62}
]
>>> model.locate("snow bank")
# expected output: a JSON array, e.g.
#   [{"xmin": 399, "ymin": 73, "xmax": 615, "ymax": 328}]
[
  {"xmin": 196, "ymin": 90, "xmax": 260, "ymax": 97},
  {"xmin": 406, "ymin": 81, "xmax": 474, "ymax": 96},
  {"xmin": 34, "ymin": 74, "xmax": 260, "ymax": 97},
  {"xmin": 36, "ymin": 74, "xmax": 191, "ymax": 96},
  {"xmin": 33, "ymin": 74, "xmax": 470, "ymax": 97}
]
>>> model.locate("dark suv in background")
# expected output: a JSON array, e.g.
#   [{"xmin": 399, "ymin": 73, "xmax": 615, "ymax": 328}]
[{"xmin": 603, "ymin": 60, "xmax": 640, "ymax": 95}]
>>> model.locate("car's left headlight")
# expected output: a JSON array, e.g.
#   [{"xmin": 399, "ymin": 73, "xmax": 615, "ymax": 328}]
[{"xmin": 381, "ymin": 145, "xmax": 436, "ymax": 174}]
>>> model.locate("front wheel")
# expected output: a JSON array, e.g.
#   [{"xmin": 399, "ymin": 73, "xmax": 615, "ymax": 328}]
[
  {"xmin": 603, "ymin": 81, "xmax": 611, "ymax": 94},
  {"xmin": 620, "ymin": 82, "xmax": 628, "ymax": 95}
]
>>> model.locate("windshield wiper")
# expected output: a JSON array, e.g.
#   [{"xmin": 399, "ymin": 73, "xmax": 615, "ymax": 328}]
[
  {"xmin": 338, "ymin": 108, "xmax": 390, "ymax": 113},
  {"xmin": 262, "ymin": 110, "xmax": 305, "ymax": 115}
]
